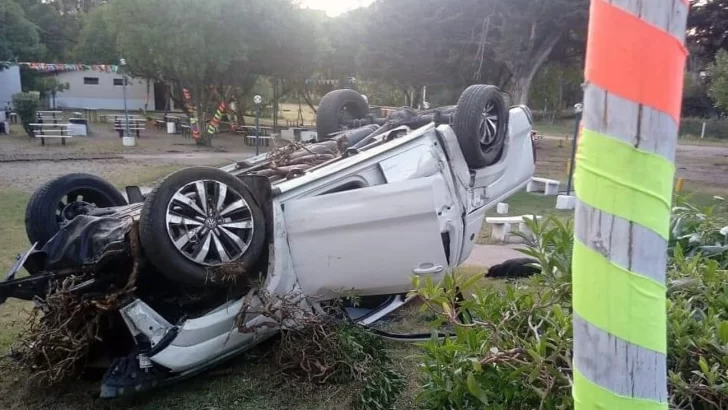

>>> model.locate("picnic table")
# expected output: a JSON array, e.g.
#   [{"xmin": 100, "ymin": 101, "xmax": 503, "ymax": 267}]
[
  {"xmin": 83, "ymin": 108, "xmax": 98, "ymax": 122},
  {"xmin": 113, "ymin": 116, "xmax": 146, "ymax": 138},
  {"xmin": 30, "ymin": 123, "xmax": 75, "ymax": 145},
  {"xmin": 237, "ymin": 125, "xmax": 272, "ymax": 136},
  {"xmin": 37, "ymin": 111, "xmax": 63, "ymax": 120}
]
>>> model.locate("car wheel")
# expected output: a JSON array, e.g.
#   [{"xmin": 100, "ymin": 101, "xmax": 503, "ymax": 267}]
[
  {"xmin": 139, "ymin": 167, "xmax": 266, "ymax": 287},
  {"xmin": 316, "ymin": 89, "xmax": 370, "ymax": 140},
  {"xmin": 25, "ymin": 173, "xmax": 128, "ymax": 247},
  {"xmin": 453, "ymin": 85, "xmax": 509, "ymax": 168}
]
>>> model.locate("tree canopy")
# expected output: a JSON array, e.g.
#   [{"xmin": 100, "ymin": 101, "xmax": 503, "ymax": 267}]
[
  {"xmin": 0, "ymin": 0, "xmax": 45, "ymax": 63},
  {"xmin": 1, "ymin": 0, "xmax": 726, "ymax": 144}
]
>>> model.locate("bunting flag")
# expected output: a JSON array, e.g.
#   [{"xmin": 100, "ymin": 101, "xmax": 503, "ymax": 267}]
[
  {"xmin": 207, "ymin": 101, "xmax": 227, "ymax": 136},
  {"xmin": 304, "ymin": 78, "xmax": 341, "ymax": 85},
  {"xmin": 11, "ymin": 62, "xmax": 120, "ymax": 73},
  {"xmin": 182, "ymin": 88, "xmax": 200, "ymax": 140}
]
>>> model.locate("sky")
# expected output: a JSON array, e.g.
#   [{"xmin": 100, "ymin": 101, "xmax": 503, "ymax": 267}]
[{"xmin": 300, "ymin": 0, "xmax": 374, "ymax": 17}]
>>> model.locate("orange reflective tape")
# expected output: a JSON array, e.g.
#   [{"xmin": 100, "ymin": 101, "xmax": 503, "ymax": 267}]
[{"xmin": 585, "ymin": 0, "xmax": 688, "ymax": 124}]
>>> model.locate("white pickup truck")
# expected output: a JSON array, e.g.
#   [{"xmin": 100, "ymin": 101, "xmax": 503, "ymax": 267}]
[{"xmin": 1, "ymin": 85, "xmax": 535, "ymax": 396}]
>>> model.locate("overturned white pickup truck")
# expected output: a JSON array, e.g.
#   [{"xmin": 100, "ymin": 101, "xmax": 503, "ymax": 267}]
[{"xmin": 1, "ymin": 85, "xmax": 535, "ymax": 396}]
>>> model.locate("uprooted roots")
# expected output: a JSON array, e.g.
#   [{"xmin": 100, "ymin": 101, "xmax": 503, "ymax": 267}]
[
  {"xmin": 10, "ymin": 276, "xmax": 133, "ymax": 385},
  {"xmin": 238, "ymin": 290, "xmax": 387, "ymax": 384},
  {"xmin": 253, "ymin": 139, "xmax": 343, "ymax": 182},
  {"xmin": 11, "ymin": 223, "xmax": 142, "ymax": 385}
]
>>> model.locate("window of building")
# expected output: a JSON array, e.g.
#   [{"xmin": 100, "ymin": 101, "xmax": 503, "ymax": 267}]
[
  {"xmin": 84, "ymin": 77, "xmax": 99, "ymax": 85},
  {"xmin": 113, "ymin": 78, "xmax": 126, "ymax": 86}
]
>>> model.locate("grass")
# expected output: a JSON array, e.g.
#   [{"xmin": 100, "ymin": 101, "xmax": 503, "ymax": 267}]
[{"xmin": 533, "ymin": 120, "xmax": 575, "ymax": 138}]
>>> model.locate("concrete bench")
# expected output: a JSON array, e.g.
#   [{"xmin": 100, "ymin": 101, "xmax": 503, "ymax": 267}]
[
  {"xmin": 527, "ymin": 177, "xmax": 560, "ymax": 196},
  {"xmin": 485, "ymin": 215, "xmax": 543, "ymax": 242},
  {"xmin": 30, "ymin": 123, "xmax": 74, "ymax": 146}
]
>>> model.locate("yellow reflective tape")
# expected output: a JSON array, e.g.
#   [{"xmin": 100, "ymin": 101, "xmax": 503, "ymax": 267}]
[
  {"xmin": 575, "ymin": 129, "xmax": 675, "ymax": 240},
  {"xmin": 573, "ymin": 369, "xmax": 666, "ymax": 410},
  {"xmin": 572, "ymin": 240, "xmax": 667, "ymax": 353}
]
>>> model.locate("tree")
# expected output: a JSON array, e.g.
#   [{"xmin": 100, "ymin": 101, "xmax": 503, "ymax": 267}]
[
  {"xmin": 688, "ymin": 0, "xmax": 728, "ymax": 63},
  {"xmin": 72, "ymin": 4, "xmax": 118, "ymax": 64},
  {"xmin": 0, "ymin": 0, "xmax": 45, "ymax": 63},
  {"xmin": 108, "ymin": 0, "xmax": 261, "ymax": 145},
  {"xmin": 355, "ymin": 0, "xmax": 588, "ymax": 105},
  {"xmin": 707, "ymin": 50, "xmax": 728, "ymax": 112},
  {"xmin": 15, "ymin": 0, "xmax": 82, "ymax": 60},
  {"xmin": 472, "ymin": 0, "xmax": 588, "ymax": 104}
]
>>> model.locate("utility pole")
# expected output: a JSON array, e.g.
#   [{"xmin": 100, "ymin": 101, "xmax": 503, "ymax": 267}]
[{"xmin": 572, "ymin": 1, "xmax": 688, "ymax": 409}]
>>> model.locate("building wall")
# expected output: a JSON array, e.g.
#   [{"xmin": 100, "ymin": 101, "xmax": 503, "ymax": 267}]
[
  {"xmin": 54, "ymin": 71, "xmax": 155, "ymax": 110},
  {"xmin": 0, "ymin": 66, "xmax": 22, "ymax": 108}
]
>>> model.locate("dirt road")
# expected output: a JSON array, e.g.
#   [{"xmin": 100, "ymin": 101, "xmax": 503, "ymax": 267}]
[{"xmin": 537, "ymin": 137, "xmax": 728, "ymax": 192}]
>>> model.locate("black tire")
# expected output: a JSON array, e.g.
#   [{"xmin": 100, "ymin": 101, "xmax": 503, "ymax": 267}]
[
  {"xmin": 316, "ymin": 89, "xmax": 370, "ymax": 139},
  {"xmin": 25, "ymin": 173, "xmax": 127, "ymax": 247},
  {"xmin": 453, "ymin": 85, "xmax": 509, "ymax": 168},
  {"xmin": 139, "ymin": 167, "xmax": 266, "ymax": 287}
]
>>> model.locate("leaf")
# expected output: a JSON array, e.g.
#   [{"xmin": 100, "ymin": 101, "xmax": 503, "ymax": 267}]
[
  {"xmin": 466, "ymin": 372, "xmax": 489, "ymax": 405},
  {"xmin": 698, "ymin": 356, "xmax": 709, "ymax": 375},
  {"xmin": 719, "ymin": 321, "xmax": 728, "ymax": 345},
  {"xmin": 471, "ymin": 358, "xmax": 482, "ymax": 372}
]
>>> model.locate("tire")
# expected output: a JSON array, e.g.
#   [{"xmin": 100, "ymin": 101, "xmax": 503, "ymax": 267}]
[
  {"xmin": 25, "ymin": 173, "xmax": 128, "ymax": 247},
  {"xmin": 139, "ymin": 167, "xmax": 266, "ymax": 287},
  {"xmin": 453, "ymin": 85, "xmax": 509, "ymax": 168},
  {"xmin": 316, "ymin": 89, "xmax": 370, "ymax": 139}
]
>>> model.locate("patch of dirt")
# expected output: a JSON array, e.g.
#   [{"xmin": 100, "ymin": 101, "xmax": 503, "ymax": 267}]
[
  {"xmin": 0, "ymin": 160, "xmax": 175, "ymax": 191},
  {"xmin": 534, "ymin": 138, "xmax": 728, "ymax": 193}
]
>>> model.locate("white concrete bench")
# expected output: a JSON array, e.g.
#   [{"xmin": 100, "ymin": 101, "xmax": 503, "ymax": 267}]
[
  {"xmin": 527, "ymin": 177, "xmax": 560, "ymax": 196},
  {"xmin": 485, "ymin": 215, "xmax": 543, "ymax": 242},
  {"xmin": 30, "ymin": 123, "xmax": 74, "ymax": 146}
]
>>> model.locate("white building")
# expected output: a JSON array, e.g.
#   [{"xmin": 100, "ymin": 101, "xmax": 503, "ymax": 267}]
[
  {"xmin": 0, "ymin": 65, "xmax": 22, "ymax": 108},
  {"xmin": 53, "ymin": 71, "xmax": 156, "ymax": 110}
]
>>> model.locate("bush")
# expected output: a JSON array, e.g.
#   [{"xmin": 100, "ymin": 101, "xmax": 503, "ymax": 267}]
[
  {"xmin": 11, "ymin": 92, "xmax": 40, "ymax": 137},
  {"xmin": 414, "ymin": 206, "xmax": 728, "ymax": 409},
  {"xmin": 679, "ymin": 117, "xmax": 728, "ymax": 139}
]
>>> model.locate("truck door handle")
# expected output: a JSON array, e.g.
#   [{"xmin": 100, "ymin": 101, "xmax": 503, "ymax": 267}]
[{"xmin": 413, "ymin": 264, "xmax": 444, "ymax": 275}]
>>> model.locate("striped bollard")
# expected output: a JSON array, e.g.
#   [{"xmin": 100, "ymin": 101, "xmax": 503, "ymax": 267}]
[{"xmin": 573, "ymin": 1, "xmax": 689, "ymax": 409}]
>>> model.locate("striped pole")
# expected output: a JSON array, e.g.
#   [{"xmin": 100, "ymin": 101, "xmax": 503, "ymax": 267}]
[
  {"xmin": 182, "ymin": 88, "xmax": 200, "ymax": 140},
  {"xmin": 573, "ymin": 1, "xmax": 689, "ymax": 409},
  {"xmin": 207, "ymin": 100, "xmax": 227, "ymax": 136}
]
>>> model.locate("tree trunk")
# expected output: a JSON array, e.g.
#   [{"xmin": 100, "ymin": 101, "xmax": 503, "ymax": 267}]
[
  {"xmin": 507, "ymin": 76, "xmax": 531, "ymax": 106},
  {"xmin": 572, "ymin": 1, "xmax": 688, "ymax": 409},
  {"xmin": 301, "ymin": 87, "xmax": 317, "ymax": 114},
  {"xmin": 195, "ymin": 86, "xmax": 212, "ymax": 147},
  {"xmin": 506, "ymin": 31, "xmax": 563, "ymax": 106}
]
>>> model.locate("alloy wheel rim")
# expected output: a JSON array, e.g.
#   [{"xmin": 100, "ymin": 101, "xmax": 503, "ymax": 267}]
[
  {"xmin": 479, "ymin": 101, "xmax": 500, "ymax": 146},
  {"xmin": 165, "ymin": 180, "xmax": 254, "ymax": 266}
]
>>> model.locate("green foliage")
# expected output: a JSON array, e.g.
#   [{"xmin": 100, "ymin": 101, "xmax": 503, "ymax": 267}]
[
  {"xmin": 688, "ymin": 0, "xmax": 728, "ymax": 63},
  {"xmin": 0, "ymin": 0, "xmax": 45, "ymax": 62},
  {"xmin": 529, "ymin": 63, "xmax": 584, "ymax": 113},
  {"xmin": 682, "ymin": 73, "xmax": 717, "ymax": 117},
  {"xmin": 277, "ymin": 322, "xmax": 405, "ymax": 410},
  {"xmin": 414, "ymin": 209, "xmax": 728, "ymax": 409},
  {"xmin": 264, "ymin": 291, "xmax": 405, "ymax": 410},
  {"xmin": 670, "ymin": 196, "xmax": 728, "ymax": 266},
  {"xmin": 707, "ymin": 50, "xmax": 728, "ymax": 112},
  {"xmin": 679, "ymin": 117, "xmax": 728, "ymax": 139},
  {"xmin": 11, "ymin": 92, "xmax": 39, "ymax": 137},
  {"xmin": 72, "ymin": 4, "xmax": 118, "ymax": 64}
]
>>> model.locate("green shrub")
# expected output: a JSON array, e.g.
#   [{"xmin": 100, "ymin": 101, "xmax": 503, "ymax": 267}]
[
  {"xmin": 679, "ymin": 117, "xmax": 728, "ymax": 139},
  {"xmin": 414, "ymin": 209, "xmax": 728, "ymax": 409},
  {"xmin": 11, "ymin": 92, "xmax": 40, "ymax": 137}
]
